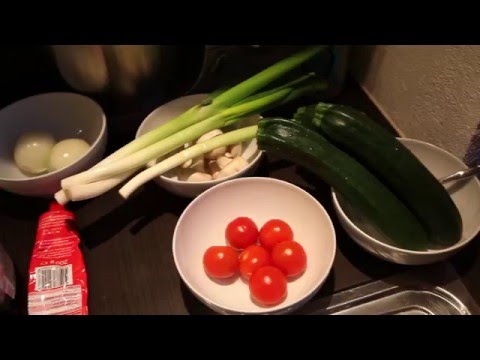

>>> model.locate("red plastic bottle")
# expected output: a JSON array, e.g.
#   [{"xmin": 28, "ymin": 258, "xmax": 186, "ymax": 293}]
[{"xmin": 28, "ymin": 202, "xmax": 88, "ymax": 315}]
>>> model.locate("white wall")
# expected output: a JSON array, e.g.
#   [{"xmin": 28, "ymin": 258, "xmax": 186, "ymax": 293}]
[{"xmin": 350, "ymin": 45, "xmax": 480, "ymax": 159}]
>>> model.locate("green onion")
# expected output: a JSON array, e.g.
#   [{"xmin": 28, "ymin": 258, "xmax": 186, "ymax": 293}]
[
  {"xmin": 63, "ymin": 78, "xmax": 325, "ymax": 189},
  {"xmin": 62, "ymin": 89, "xmax": 291, "ymax": 187},
  {"xmin": 231, "ymin": 72, "xmax": 316, "ymax": 106},
  {"xmin": 93, "ymin": 45, "xmax": 327, "ymax": 165},
  {"xmin": 211, "ymin": 46, "xmax": 326, "ymax": 107},
  {"xmin": 66, "ymin": 171, "xmax": 134, "ymax": 202}
]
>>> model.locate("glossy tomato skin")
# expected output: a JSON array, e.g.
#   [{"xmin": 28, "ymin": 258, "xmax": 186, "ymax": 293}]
[
  {"xmin": 203, "ymin": 246, "xmax": 239, "ymax": 279},
  {"xmin": 271, "ymin": 241, "xmax": 307, "ymax": 277},
  {"xmin": 249, "ymin": 266, "xmax": 287, "ymax": 306},
  {"xmin": 239, "ymin": 245, "xmax": 271, "ymax": 280},
  {"xmin": 225, "ymin": 217, "xmax": 259, "ymax": 250},
  {"xmin": 259, "ymin": 219, "xmax": 294, "ymax": 251}
]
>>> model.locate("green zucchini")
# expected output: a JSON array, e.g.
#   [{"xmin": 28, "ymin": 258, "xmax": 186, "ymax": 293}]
[
  {"xmin": 294, "ymin": 103, "xmax": 462, "ymax": 247},
  {"xmin": 257, "ymin": 118, "xmax": 430, "ymax": 251}
]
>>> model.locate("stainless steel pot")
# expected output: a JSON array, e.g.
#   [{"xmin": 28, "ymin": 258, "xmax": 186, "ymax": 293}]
[{"xmin": 50, "ymin": 45, "xmax": 204, "ymax": 97}]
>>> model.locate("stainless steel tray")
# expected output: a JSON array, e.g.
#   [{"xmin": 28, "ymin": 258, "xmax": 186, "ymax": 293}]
[{"xmin": 297, "ymin": 263, "xmax": 479, "ymax": 315}]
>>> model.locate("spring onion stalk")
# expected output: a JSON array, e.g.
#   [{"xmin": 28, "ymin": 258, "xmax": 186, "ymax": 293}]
[
  {"xmin": 54, "ymin": 189, "xmax": 70, "ymax": 205},
  {"xmin": 55, "ymin": 172, "xmax": 134, "ymax": 204},
  {"xmin": 199, "ymin": 86, "xmax": 231, "ymax": 106},
  {"xmin": 119, "ymin": 126, "xmax": 258, "ymax": 199},
  {"xmin": 54, "ymin": 138, "xmax": 143, "ymax": 204},
  {"xmin": 62, "ymin": 88, "xmax": 294, "ymax": 188},
  {"xmin": 232, "ymin": 73, "xmax": 316, "ymax": 106},
  {"xmin": 54, "ymin": 142, "xmax": 141, "ymax": 204},
  {"xmin": 235, "ymin": 78, "xmax": 328, "ymax": 117},
  {"xmin": 62, "ymin": 78, "xmax": 324, "ymax": 194},
  {"xmin": 86, "ymin": 46, "xmax": 327, "ymax": 166},
  {"xmin": 211, "ymin": 46, "xmax": 326, "ymax": 107},
  {"xmin": 274, "ymin": 79, "xmax": 328, "ymax": 107},
  {"xmin": 66, "ymin": 171, "xmax": 134, "ymax": 202}
]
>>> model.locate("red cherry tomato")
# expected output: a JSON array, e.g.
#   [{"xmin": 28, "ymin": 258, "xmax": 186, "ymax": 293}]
[
  {"xmin": 225, "ymin": 217, "xmax": 259, "ymax": 250},
  {"xmin": 249, "ymin": 266, "xmax": 287, "ymax": 306},
  {"xmin": 203, "ymin": 246, "xmax": 239, "ymax": 279},
  {"xmin": 259, "ymin": 219, "xmax": 294, "ymax": 251},
  {"xmin": 239, "ymin": 245, "xmax": 271, "ymax": 280},
  {"xmin": 271, "ymin": 241, "xmax": 307, "ymax": 277}
]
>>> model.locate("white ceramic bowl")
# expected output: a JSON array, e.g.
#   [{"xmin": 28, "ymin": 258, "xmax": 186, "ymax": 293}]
[
  {"xmin": 136, "ymin": 94, "xmax": 263, "ymax": 198},
  {"xmin": 0, "ymin": 93, "xmax": 107, "ymax": 197},
  {"xmin": 332, "ymin": 138, "xmax": 480, "ymax": 265},
  {"xmin": 173, "ymin": 177, "xmax": 336, "ymax": 315}
]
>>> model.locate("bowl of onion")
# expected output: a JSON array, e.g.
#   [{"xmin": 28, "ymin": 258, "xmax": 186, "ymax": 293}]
[
  {"xmin": 0, "ymin": 92, "xmax": 107, "ymax": 197},
  {"xmin": 136, "ymin": 94, "xmax": 263, "ymax": 198}
]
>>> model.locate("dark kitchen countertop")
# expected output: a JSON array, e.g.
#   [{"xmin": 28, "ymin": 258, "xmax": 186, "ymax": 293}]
[{"xmin": 2, "ymin": 77, "xmax": 479, "ymax": 315}]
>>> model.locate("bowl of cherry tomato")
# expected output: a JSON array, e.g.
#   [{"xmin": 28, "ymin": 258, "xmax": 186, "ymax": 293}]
[{"xmin": 173, "ymin": 177, "xmax": 337, "ymax": 315}]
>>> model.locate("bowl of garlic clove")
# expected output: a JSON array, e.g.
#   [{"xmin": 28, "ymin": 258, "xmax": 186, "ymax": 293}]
[{"xmin": 136, "ymin": 94, "xmax": 263, "ymax": 198}]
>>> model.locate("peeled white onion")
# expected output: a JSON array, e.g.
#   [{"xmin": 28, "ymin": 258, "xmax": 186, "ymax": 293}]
[
  {"xmin": 14, "ymin": 132, "xmax": 56, "ymax": 175},
  {"xmin": 48, "ymin": 138, "xmax": 90, "ymax": 172}
]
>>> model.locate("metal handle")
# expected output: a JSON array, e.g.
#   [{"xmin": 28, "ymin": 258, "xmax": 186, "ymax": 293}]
[{"xmin": 439, "ymin": 165, "xmax": 480, "ymax": 184}]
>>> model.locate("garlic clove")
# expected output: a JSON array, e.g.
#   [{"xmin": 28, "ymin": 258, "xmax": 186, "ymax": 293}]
[
  {"xmin": 182, "ymin": 159, "xmax": 193, "ymax": 168},
  {"xmin": 213, "ymin": 156, "xmax": 249, "ymax": 180},
  {"xmin": 178, "ymin": 167, "xmax": 212, "ymax": 182},
  {"xmin": 216, "ymin": 156, "xmax": 233, "ymax": 169},
  {"xmin": 208, "ymin": 160, "xmax": 221, "ymax": 176},
  {"xmin": 190, "ymin": 157, "xmax": 206, "ymax": 172},
  {"xmin": 195, "ymin": 130, "xmax": 227, "ymax": 160},
  {"xmin": 196, "ymin": 129, "xmax": 223, "ymax": 144},
  {"xmin": 228, "ymin": 143, "xmax": 243, "ymax": 158},
  {"xmin": 186, "ymin": 172, "xmax": 212, "ymax": 182},
  {"xmin": 177, "ymin": 167, "xmax": 194, "ymax": 181},
  {"xmin": 205, "ymin": 146, "xmax": 227, "ymax": 160}
]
